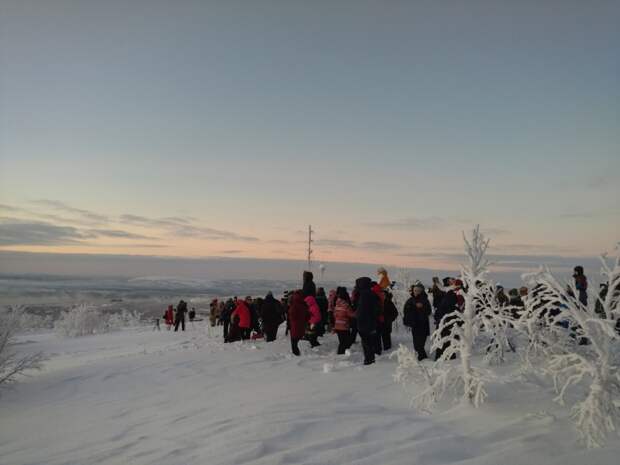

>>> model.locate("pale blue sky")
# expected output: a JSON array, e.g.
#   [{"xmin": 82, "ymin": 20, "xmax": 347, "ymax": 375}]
[{"xmin": 1, "ymin": 0, "xmax": 618, "ymax": 268}]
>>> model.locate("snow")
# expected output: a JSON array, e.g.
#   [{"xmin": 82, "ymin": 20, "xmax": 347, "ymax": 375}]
[{"xmin": 1, "ymin": 324, "xmax": 619, "ymax": 465}]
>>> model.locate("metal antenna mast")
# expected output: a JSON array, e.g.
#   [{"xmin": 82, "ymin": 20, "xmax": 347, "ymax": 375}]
[{"xmin": 307, "ymin": 225, "xmax": 314, "ymax": 270}]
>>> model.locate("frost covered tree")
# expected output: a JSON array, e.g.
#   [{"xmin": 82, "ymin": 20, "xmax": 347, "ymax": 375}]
[
  {"xmin": 431, "ymin": 225, "xmax": 490, "ymax": 406},
  {"xmin": 0, "ymin": 306, "xmax": 43, "ymax": 387},
  {"xmin": 521, "ymin": 252, "xmax": 620, "ymax": 448},
  {"xmin": 474, "ymin": 282, "xmax": 516, "ymax": 365},
  {"xmin": 395, "ymin": 226, "xmax": 509, "ymax": 409}
]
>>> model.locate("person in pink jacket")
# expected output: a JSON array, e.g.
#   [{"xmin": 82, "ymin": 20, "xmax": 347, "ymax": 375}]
[
  {"xmin": 333, "ymin": 287, "xmax": 356, "ymax": 354},
  {"xmin": 304, "ymin": 295, "xmax": 322, "ymax": 347}
]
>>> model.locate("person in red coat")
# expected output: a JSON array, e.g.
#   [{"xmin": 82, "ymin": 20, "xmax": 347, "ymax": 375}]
[
  {"xmin": 288, "ymin": 290, "xmax": 309, "ymax": 356},
  {"xmin": 164, "ymin": 305, "xmax": 174, "ymax": 330},
  {"xmin": 231, "ymin": 299, "xmax": 252, "ymax": 340}
]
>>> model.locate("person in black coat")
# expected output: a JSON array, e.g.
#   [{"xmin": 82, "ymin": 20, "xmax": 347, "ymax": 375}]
[
  {"xmin": 174, "ymin": 299, "xmax": 188, "ymax": 331},
  {"xmin": 433, "ymin": 282, "xmax": 461, "ymax": 360},
  {"xmin": 221, "ymin": 298, "xmax": 235, "ymax": 342},
  {"xmin": 315, "ymin": 287, "xmax": 329, "ymax": 337},
  {"xmin": 302, "ymin": 271, "xmax": 316, "ymax": 298},
  {"xmin": 381, "ymin": 291, "xmax": 398, "ymax": 351},
  {"xmin": 261, "ymin": 292, "xmax": 284, "ymax": 342},
  {"xmin": 354, "ymin": 277, "xmax": 379, "ymax": 365},
  {"xmin": 403, "ymin": 283, "xmax": 432, "ymax": 360},
  {"xmin": 430, "ymin": 277, "xmax": 447, "ymax": 314}
]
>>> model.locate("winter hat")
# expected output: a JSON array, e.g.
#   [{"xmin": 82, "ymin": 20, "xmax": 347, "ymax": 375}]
[
  {"xmin": 453, "ymin": 279, "xmax": 463, "ymax": 288},
  {"xmin": 442, "ymin": 277, "xmax": 452, "ymax": 287},
  {"xmin": 414, "ymin": 282, "xmax": 425, "ymax": 291}
]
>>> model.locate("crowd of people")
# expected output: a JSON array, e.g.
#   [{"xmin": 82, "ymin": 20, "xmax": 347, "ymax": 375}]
[{"xmin": 160, "ymin": 265, "xmax": 616, "ymax": 366}]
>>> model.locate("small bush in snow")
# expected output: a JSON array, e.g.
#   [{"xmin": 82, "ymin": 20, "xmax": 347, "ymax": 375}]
[
  {"xmin": 0, "ymin": 306, "xmax": 43, "ymax": 387},
  {"xmin": 108, "ymin": 309, "xmax": 142, "ymax": 328},
  {"xmin": 55, "ymin": 304, "xmax": 111, "ymax": 337}
]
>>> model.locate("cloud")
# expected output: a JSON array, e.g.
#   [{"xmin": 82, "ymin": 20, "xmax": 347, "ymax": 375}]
[
  {"xmin": 364, "ymin": 216, "xmax": 447, "ymax": 230},
  {"xmin": 0, "ymin": 217, "xmax": 162, "ymax": 247},
  {"xmin": 399, "ymin": 250, "xmax": 599, "ymax": 273},
  {"xmin": 118, "ymin": 214, "xmax": 186, "ymax": 228},
  {"xmin": 315, "ymin": 239, "xmax": 357, "ymax": 248},
  {"xmin": 0, "ymin": 218, "xmax": 90, "ymax": 246},
  {"xmin": 585, "ymin": 173, "xmax": 617, "ymax": 190},
  {"xmin": 95, "ymin": 243, "xmax": 169, "ymax": 249},
  {"xmin": 31, "ymin": 199, "xmax": 109, "ymax": 224},
  {"xmin": 493, "ymin": 243, "xmax": 579, "ymax": 254},
  {"xmin": 173, "ymin": 225, "xmax": 259, "ymax": 242},
  {"xmin": 0, "ymin": 203, "xmax": 89, "ymax": 226},
  {"xmin": 86, "ymin": 229, "xmax": 155, "ymax": 240},
  {"xmin": 558, "ymin": 212, "xmax": 596, "ymax": 219},
  {"xmin": 120, "ymin": 214, "xmax": 257, "ymax": 242},
  {"xmin": 481, "ymin": 228, "xmax": 511, "ymax": 236},
  {"xmin": 316, "ymin": 238, "xmax": 403, "ymax": 251},
  {"xmin": 358, "ymin": 241, "xmax": 404, "ymax": 251},
  {"xmin": 0, "ymin": 204, "xmax": 21, "ymax": 213}
]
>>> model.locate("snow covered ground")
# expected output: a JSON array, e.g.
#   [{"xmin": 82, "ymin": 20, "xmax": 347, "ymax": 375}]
[{"xmin": 1, "ymin": 323, "xmax": 618, "ymax": 465}]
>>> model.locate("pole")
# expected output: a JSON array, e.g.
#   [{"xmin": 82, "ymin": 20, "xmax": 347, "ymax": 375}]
[{"xmin": 307, "ymin": 225, "xmax": 313, "ymax": 270}]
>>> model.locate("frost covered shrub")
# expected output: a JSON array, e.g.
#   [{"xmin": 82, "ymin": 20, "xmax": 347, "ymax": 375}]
[
  {"xmin": 108, "ymin": 309, "xmax": 142, "ymax": 328},
  {"xmin": 15, "ymin": 312, "xmax": 55, "ymax": 331},
  {"xmin": 55, "ymin": 305, "xmax": 144, "ymax": 337},
  {"xmin": 0, "ymin": 307, "xmax": 43, "ymax": 387},
  {"xmin": 55, "ymin": 304, "xmax": 111, "ymax": 337},
  {"xmin": 521, "ymin": 252, "xmax": 620, "ymax": 448}
]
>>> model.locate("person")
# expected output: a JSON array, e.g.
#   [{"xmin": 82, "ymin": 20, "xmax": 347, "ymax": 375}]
[
  {"xmin": 496, "ymin": 285, "xmax": 509, "ymax": 307},
  {"xmin": 573, "ymin": 266, "xmax": 588, "ymax": 306},
  {"xmin": 430, "ymin": 277, "xmax": 446, "ymax": 315},
  {"xmin": 433, "ymin": 281, "xmax": 461, "ymax": 360},
  {"xmin": 261, "ymin": 291, "xmax": 284, "ymax": 342},
  {"xmin": 377, "ymin": 267, "xmax": 392, "ymax": 290},
  {"xmin": 349, "ymin": 285, "xmax": 359, "ymax": 344},
  {"xmin": 403, "ymin": 283, "xmax": 432, "ymax": 360},
  {"xmin": 304, "ymin": 294, "xmax": 322, "ymax": 347},
  {"xmin": 302, "ymin": 271, "xmax": 316, "ymax": 298},
  {"xmin": 209, "ymin": 300, "xmax": 218, "ymax": 326},
  {"xmin": 381, "ymin": 290, "xmax": 398, "ymax": 351},
  {"xmin": 231, "ymin": 298, "xmax": 252, "ymax": 340},
  {"xmin": 333, "ymin": 287, "xmax": 355, "ymax": 354},
  {"xmin": 371, "ymin": 282, "xmax": 386, "ymax": 354},
  {"xmin": 315, "ymin": 287, "xmax": 329, "ymax": 337},
  {"xmin": 221, "ymin": 298, "xmax": 235, "ymax": 341},
  {"xmin": 281, "ymin": 293, "xmax": 290, "ymax": 335},
  {"xmin": 505, "ymin": 288, "xmax": 524, "ymax": 320},
  {"xmin": 595, "ymin": 283, "xmax": 608, "ymax": 318},
  {"xmin": 164, "ymin": 305, "xmax": 174, "ymax": 330},
  {"xmin": 288, "ymin": 290, "xmax": 309, "ymax": 356},
  {"xmin": 216, "ymin": 301, "xmax": 224, "ymax": 325},
  {"xmin": 174, "ymin": 300, "xmax": 188, "ymax": 332},
  {"xmin": 354, "ymin": 277, "xmax": 380, "ymax": 365},
  {"xmin": 245, "ymin": 296, "xmax": 261, "ymax": 336},
  {"xmin": 327, "ymin": 288, "xmax": 337, "ymax": 331},
  {"xmin": 189, "ymin": 307, "xmax": 196, "ymax": 322}
]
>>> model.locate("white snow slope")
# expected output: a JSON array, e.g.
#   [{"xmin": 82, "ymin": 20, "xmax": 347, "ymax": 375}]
[{"xmin": 1, "ymin": 324, "xmax": 618, "ymax": 465}]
